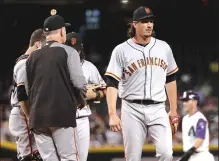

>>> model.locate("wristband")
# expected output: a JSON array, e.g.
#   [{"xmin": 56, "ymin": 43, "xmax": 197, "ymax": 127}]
[{"xmin": 94, "ymin": 91, "xmax": 101, "ymax": 101}]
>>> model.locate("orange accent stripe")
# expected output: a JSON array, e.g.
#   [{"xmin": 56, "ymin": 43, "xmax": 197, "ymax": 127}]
[
  {"xmin": 73, "ymin": 129, "xmax": 79, "ymax": 161},
  {"xmin": 17, "ymin": 82, "xmax": 25, "ymax": 86},
  {"xmin": 105, "ymin": 72, "xmax": 121, "ymax": 81},
  {"xmin": 167, "ymin": 67, "xmax": 178, "ymax": 76},
  {"xmin": 24, "ymin": 114, "xmax": 33, "ymax": 155}
]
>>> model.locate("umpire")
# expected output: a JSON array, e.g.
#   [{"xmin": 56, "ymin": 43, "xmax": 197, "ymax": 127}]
[{"xmin": 26, "ymin": 15, "xmax": 87, "ymax": 161}]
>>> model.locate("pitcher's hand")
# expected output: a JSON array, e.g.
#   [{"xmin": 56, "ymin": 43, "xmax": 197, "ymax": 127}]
[
  {"xmin": 109, "ymin": 114, "xmax": 122, "ymax": 132},
  {"xmin": 169, "ymin": 111, "xmax": 180, "ymax": 135}
]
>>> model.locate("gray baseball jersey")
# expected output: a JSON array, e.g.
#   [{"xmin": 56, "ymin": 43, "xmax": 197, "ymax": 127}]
[
  {"xmin": 105, "ymin": 37, "xmax": 178, "ymax": 161},
  {"xmin": 76, "ymin": 60, "xmax": 105, "ymax": 161},
  {"xmin": 105, "ymin": 37, "xmax": 178, "ymax": 101},
  {"xmin": 9, "ymin": 55, "xmax": 38, "ymax": 158},
  {"xmin": 182, "ymin": 111, "xmax": 215, "ymax": 161},
  {"xmin": 76, "ymin": 60, "xmax": 106, "ymax": 118},
  {"xmin": 10, "ymin": 57, "xmax": 28, "ymax": 106}
]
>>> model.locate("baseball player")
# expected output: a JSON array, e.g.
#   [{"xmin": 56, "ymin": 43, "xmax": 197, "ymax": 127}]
[
  {"xmin": 25, "ymin": 15, "xmax": 87, "ymax": 161},
  {"xmin": 105, "ymin": 6, "xmax": 180, "ymax": 161},
  {"xmin": 177, "ymin": 90, "xmax": 215, "ymax": 161},
  {"xmin": 9, "ymin": 28, "xmax": 45, "ymax": 161},
  {"xmin": 65, "ymin": 32, "xmax": 106, "ymax": 161}
]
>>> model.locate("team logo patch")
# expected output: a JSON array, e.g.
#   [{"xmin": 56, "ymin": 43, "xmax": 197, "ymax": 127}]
[
  {"xmin": 145, "ymin": 8, "xmax": 151, "ymax": 14},
  {"xmin": 199, "ymin": 121, "xmax": 205, "ymax": 129}
]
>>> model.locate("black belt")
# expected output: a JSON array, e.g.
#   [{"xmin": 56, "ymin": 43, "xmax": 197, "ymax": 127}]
[
  {"xmin": 76, "ymin": 115, "xmax": 89, "ymax": 119},
  {"xmin": 12, "ymin": 104, "xmax": 20, "ymax": 108},
  {"xmin": 125, "ymin": 100, "xmax": 163, "ymax": 105}
]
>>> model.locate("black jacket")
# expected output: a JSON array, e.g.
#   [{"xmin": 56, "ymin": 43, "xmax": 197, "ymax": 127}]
[{"xmin": 26, "ymin": 41, "xmax": 87, "ymax": 129}]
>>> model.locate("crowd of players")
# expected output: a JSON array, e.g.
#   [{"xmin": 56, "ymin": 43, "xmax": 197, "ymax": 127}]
[{"xmin": 1, "ymin": 78, "xmax": 218, "ymax": 146}]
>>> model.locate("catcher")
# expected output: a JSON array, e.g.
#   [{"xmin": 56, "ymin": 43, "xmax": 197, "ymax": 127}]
[{"xmin": 65, "ymin": 31, "xmax": 106, "ymax": 161}]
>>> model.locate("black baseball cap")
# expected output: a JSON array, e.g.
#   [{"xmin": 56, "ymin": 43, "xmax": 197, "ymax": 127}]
[
  {"xmin": 65, "ymin": 32, "xmax": 83, "ymax": 51},
  {"xmin": 133, "ymin": 6, "xmax": 156, "ymax": 21},
  {"xmin": 43, "ymin": 15, "xmax": 71, "ymax": 32},
  {"xmin": 179, "ymin": 90, "xmax": 200, "ymax": 102}
]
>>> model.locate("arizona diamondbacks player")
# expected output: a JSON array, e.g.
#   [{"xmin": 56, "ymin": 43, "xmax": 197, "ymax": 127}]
[
  {"xmin": 105, "ymin": 6, "xmax": 180, "ymax": 161},
  {"xmin": 9, "ymin": 29, "xmax": 45, "ymax": 161},
  {"xmin": 177, "ymin": 90, "xmax": 215, "ymax": 161},
  {"xmin": 65, "ymin": 32, "xmax": 106, "ymax": 161}
]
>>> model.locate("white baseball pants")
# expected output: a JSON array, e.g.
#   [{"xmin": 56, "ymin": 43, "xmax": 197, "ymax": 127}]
[
  {"xmin": 76, "ymin": 117, "xmax": 90, "ymax": 161},
  {"xmin": 121, "ymin": 100, "xmax": 173, "ymax": 161},
  {"xmin": 9, "ymin": 107, "xmax": 38, "ymax": 158},
  {"xmin": 33, "ymin": 127, "xmax": 79, "ymax": 161},
  {"xmin": 189, "ymin": 151, "xmax": 215, "ymax": 161}
]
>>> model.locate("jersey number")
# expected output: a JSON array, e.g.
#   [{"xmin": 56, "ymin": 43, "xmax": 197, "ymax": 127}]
[{"xmin": 188, "ymin": 126, "xmax": 195, "ymax": 136}]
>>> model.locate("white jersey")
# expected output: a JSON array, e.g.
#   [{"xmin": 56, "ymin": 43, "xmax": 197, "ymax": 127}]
[
  {"xmin": 10, "ymin": 55, "xmax": 28, "ymax": 107},
  {"xmin": 182, "ymin": 111, "xmax": 210, "ymax": 152},
  {"xmin": 76, "ymin": 60, "xmax": 106, "ymax": 118},
  {"xmin": 105, "ymin": 37, "xmax": 178, "ymax": 101}
]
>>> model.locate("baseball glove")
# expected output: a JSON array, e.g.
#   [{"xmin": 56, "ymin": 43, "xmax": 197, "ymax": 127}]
[
  {"xmin": 86, "ymin": 84, "xmax": 106, "ymax": 104},
  {"xmin": 169, "ymin": 114, "xmax": 180, "ymax": 135},
  {"xmin": 86, "ymin": 84, "xmax": 106, "ymax": 91}
]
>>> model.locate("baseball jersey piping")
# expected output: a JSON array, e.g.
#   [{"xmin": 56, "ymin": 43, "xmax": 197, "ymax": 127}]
[
  {"xmin": 149, "ymin": 39, "xmax": 156, "ymax": 99},
  {"xmin": 24, "ymin": 114, "xmax": 33, "ymax": 155},
  {"xmin": 17, "ymin": 82, "xmax": 25, "ymax": 86},
  {"xmin": 126, "ymin": 40, "xmax": 147, "ymax": 100},
  {"xmin": 105, "ymin": 72, "xmax": 121, "ymax": 81},
  {"xmin": 167, "ymin": 66, "xmax": 179, "ymax": 76}
]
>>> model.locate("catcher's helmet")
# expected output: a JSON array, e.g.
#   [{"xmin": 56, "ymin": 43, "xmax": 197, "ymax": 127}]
[{"xmin": 65, "ymin": 32, "xmax": 85, "ymax": 61}]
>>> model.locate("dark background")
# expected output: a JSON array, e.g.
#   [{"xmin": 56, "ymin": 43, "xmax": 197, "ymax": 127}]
[{"xmin": 2, "ymin": 0, "xmax": 219, "ymax": 80}]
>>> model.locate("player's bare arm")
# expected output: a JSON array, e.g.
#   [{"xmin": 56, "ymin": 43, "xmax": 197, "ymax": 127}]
[
  {"xmin": 165, "ymin": 80, "xmax": 179, "ymax": 133},
  {"xmin": 107, "ymin": 86, "xmax": 118, "ymax": 116},
  {"xmin": 193, "ymin": 118, "xmax": 207, "ymax": 149},
  {"xmin": 106, "ymin": 86, "xmax": 122, "ymax": 132},
  {"xmin": 165, "ymin": 43, "xmax": 180, "ymax": 135},
  {"xmin": 105, "ymin": 45, "xmax": 123, "ymax": 132},
  {"xmin": 19, "ymin": 101, "xmax": 30, "ymax": 119},
  {"xmin": 165, "ymin": 80, "xmax": 178, "ymax": 115},
  {"xmin": 105, "ymin": 74, "xmax": 122, "ymax": 132},
  {"xmin": 194, "ymin": 138, "xmax": 204, "ymax": 149}
]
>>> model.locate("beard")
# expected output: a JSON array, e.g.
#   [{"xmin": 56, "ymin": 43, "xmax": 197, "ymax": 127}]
[{"xmin": 141, "ymin": 32, "xmax": 152, "ymax": 40}]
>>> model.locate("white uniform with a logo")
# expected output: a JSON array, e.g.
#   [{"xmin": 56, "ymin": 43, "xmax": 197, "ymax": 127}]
[
  {"xmin": 9, "ymin": 55, "xmax": 38, "ymax": 159},
  {"xmin": 182, "ymin": 111, "xmax": 215, "ymax": 161},
  {"xmin": 105, "ymin": 37, "xmax": 178, "ymax": 161},
  {"xmin": 76, "ymin": 60, "xmax": 105, "ymax": 161}
]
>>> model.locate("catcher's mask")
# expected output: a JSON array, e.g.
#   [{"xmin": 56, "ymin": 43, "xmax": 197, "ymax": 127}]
[{"xmin": 65, "ymin": 32, "xmax": 85, "ymax": 62}]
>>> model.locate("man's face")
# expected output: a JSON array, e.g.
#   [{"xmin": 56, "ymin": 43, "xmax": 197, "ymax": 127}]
[
  {"xmin": 183, "ymin": 100, "xmax": 195, "ymax": 113},
  {"xmin": 133, "ymin": 18, "xmax": 154, "ymax": 38}
]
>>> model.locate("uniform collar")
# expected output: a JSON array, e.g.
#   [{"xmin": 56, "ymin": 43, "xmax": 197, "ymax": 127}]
[{"xmin": 127, "ymin": 37, "xmax": 156, "ymax": 51}]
